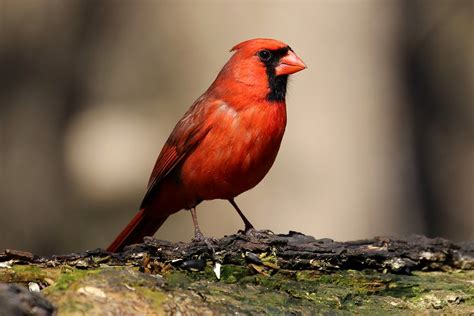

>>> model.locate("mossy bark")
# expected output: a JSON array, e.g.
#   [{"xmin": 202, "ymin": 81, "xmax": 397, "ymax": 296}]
[{"xmin": 1, "ymin": 232, "xmax": 473, "ymax": 315}]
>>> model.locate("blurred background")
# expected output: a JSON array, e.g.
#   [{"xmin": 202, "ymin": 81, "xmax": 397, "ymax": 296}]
[{"xmin": 1, "ymin": 0, "xmax": 472, "ymax": 255}]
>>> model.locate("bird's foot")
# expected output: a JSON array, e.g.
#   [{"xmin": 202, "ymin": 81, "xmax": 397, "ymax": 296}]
[
  {"xmin": 192, "ymin": 231, "xmax": 206, "ymax": 243},
  {"xmin": 191, "ymin": 232, "xmax": 216, "ymax": 253},
  {"xmin": 239, "ymin": 227, "xmax": 274, "ymax": 240}
]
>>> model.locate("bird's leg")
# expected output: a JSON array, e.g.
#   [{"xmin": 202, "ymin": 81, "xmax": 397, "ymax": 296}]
[
  {"xmin": 189, "ymin": 207, "xmax": 216, "ymax": 253},
  {"xmin": 228, "ymin": 198, "xmax": 255, "ymax": 232},
  {"xmin": 190, "ymin": 207, "xmax": 205, "ymax": 241}
]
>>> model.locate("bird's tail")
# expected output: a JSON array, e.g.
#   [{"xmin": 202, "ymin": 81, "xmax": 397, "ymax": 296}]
[{"xmin": 107, "ymin": 208, "xmax": 168, "ymax": 253}]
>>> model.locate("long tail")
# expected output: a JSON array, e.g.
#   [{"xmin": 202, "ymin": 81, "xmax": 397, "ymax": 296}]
[{"xmin": 107, "ymin": 208, "xmax": 168, "ymax": 253}]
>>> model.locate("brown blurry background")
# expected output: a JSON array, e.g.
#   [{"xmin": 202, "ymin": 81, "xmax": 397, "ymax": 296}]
[{"xmin": 1, "ymin": 0, "xmax": 472, "ymax": 255}]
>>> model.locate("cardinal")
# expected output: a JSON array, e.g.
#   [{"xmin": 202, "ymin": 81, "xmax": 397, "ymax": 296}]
[{"xmin": 107, "ymin": 38, "xmax": 306, "ymax": 252}]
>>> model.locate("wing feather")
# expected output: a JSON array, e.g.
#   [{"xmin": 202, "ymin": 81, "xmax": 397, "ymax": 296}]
[{"xmin": 139, "ymin": 97, "xmax": 217, "ymax": 208}]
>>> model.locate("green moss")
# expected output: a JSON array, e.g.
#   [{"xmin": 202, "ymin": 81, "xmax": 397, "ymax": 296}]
[
  {"xmin": 11, "ymin": 264, "xmax": 43, "ymax": 276},
  {"xmin": 166, "ymin": 271, "xmax": 192, "ymax": 288},
  {"xmin": 2, "ymin": 262, "xmax": 472, "ymax": 314},
  {"xmin": 0, "ymin": 265, "xmax": 63, "ymax": 286},
  {"xmin": 1, "ymin": 265, "xmax": 45, "ymax": 283},
  {"xmin": 135, "ymin": 287, "xmax": 167, "ymax": 310},
  {"xmin": 44, "ymin": 268, "xmax": 100, "ymax": 293},
  {"xmin": 159, "ymin": 265, "xmax": 474, "ymax": 314},
  {"xmin": 220, "ymin": 265, "xmax": 251, "ymax": 283},
  {"xmin": 45, "ymin": 267, "xmax": 171, "ymax": 314}
]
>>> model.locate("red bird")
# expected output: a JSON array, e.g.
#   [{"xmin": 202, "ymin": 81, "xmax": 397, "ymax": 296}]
[{"xmin": 107, "ymin": 38, "xmax": 306, "ymax": 252}]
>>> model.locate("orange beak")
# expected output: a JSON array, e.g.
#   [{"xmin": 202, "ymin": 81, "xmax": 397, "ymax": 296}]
[{"xmin": 275, "ymin": 50, "xmax": 307, "ymax": 76}]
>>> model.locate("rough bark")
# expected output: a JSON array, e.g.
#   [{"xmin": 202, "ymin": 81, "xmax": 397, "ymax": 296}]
[{"xmin": 1, "ymin": 232, "xmax": 473, "ymax": 315}]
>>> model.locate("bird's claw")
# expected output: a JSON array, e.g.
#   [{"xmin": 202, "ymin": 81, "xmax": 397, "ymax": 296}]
[
  {"xmin": 239, "ymin": 227, "xmax": 274, "ymax": 240},
  {"xmin": 192, "ymin": 233, "xmax": 216, "ymax": 253},
  {"xmin": 192, "ymin": 231, "xmax": 205, "ymax": 243}
]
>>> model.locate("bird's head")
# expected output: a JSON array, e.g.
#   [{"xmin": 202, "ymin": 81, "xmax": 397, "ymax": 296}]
[{"xmin": 212, "ymin": 38, "xmax": 306, "ymax": 102}]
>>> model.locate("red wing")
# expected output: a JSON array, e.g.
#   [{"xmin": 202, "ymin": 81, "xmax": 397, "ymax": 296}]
[
  {"xmin": 147, "ymin": 145, "xmax": 181, "ymax": 187},
  {"xmin": 139, "ymin": 98, "xmax": 216, "ymax": 208}
]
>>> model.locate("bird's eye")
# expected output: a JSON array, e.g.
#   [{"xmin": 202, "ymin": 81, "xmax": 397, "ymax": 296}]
[{"xmin": 258, "ymin": 50, "xmax": 272, "ymax": 62}]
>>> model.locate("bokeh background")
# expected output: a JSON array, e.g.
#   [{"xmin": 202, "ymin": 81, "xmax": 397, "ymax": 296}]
[{"xmin": 1, "ymin": 0, "xmax": 472, "ymax": 255}]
